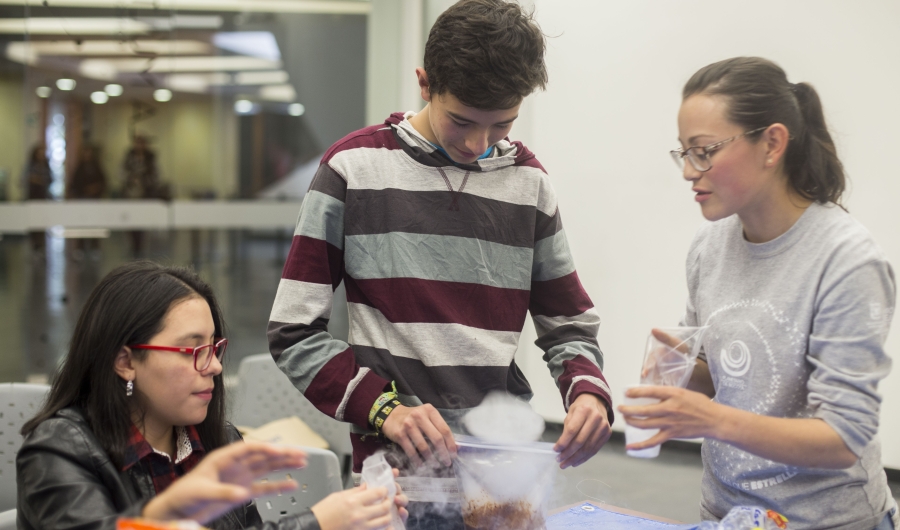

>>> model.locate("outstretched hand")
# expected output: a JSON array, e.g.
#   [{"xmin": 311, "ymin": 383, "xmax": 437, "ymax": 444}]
[{"xmin": 143, "ymin": 441, "xmax": 307, "ymax": 524}]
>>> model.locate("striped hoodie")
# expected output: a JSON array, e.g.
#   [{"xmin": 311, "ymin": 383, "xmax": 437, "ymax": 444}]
[{"xmin": 268, "ymin": 112, "xmax": 612, "ymax": 469}]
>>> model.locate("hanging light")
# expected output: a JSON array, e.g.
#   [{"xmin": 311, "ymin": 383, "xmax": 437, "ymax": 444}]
[
  {"xmin": 234, "ymin": 99, "xmax": 254, "ymax": 114},
  {"xmin": 153, "ymin": 88, "xmax": 173, "ymax": 102},
  {"xmin": 56, "ymin": 78, "xmax": 76, "ymax": 91},
  {"xmin": 104, "ymin": 84, "xmax": 123, "ymax": 96},
  {"xmin": 287, "ymin": 103, "xmax": 305, "ymax": 116},
  {"xmin": 90, "ymin": 91, "xmax": 109, "ymax": 104},
  {"xmin": 35, "ymin": 86, "xmax": 52, "ymax": 98}
]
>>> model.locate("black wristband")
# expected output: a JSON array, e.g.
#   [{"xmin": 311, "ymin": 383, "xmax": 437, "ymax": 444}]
[{"xmin": 373, "ymin": 398, "xmax": 402, "ymax": 434}]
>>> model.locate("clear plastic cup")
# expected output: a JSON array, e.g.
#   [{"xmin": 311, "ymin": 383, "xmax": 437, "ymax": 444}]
[{"xmin": 623, "ymin": 385, "xmax": 661, "ymax": 458}]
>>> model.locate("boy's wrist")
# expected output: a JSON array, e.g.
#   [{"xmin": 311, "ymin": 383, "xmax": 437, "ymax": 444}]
[
  {"xmin": 368, "ymin": 381, "xmax": 400, "ymax": 428},
  {"xmin": 373, "ymin": 398, "xmax": 403, "ymax": 434}
]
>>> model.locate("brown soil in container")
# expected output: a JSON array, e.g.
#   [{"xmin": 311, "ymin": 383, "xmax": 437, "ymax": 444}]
[{"xmin": 463, "ymin": 500, "xmax": 545, "ymax": 530}]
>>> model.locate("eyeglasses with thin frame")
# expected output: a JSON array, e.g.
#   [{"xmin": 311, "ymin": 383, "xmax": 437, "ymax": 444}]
[
  {"xmin": 670, "ymin": 126, "xmax": 768, "ymax": 172},
  {"xmin": 127, "ymin": 338, "xmax": 228, "ymax": 372}
]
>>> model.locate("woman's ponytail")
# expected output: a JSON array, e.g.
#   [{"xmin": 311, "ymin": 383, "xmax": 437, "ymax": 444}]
[{"xmin": 786, "ymin": 82, "xmax": 845, "ymax": 206}]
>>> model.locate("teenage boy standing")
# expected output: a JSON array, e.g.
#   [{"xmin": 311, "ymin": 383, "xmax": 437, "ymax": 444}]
[{"xmin": 268, "ymin": 0, "xmax": 612, "ymax": 496}]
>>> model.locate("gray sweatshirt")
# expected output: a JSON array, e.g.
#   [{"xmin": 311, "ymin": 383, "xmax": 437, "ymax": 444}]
[{"xmin": 683, "ymin": 202, "xmax": 896, "ymax": 530}]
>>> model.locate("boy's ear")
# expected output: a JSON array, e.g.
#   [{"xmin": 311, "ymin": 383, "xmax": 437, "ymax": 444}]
[
  {"xmin": 113, "ymin": 346, "xmax": 137, "ymax": 382},
  {"xmin": 415, "ymin": 67, "xmax": 432, "ymax": 102}
]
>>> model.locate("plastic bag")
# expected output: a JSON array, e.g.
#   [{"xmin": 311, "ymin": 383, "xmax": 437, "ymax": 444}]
[
  {"xmin": 452, "ymin": 435, "xmax": 557, "ymax": 530},
  {"xmin": 641, "ymin": 326, "xmax": 708, "ymax": 388},
  {"xmin": 361, "ymin": 452, "xmax": 406, "ymax": 530},
  {"xmin": 695, "ymin": 506, "xmax": 788, "ymax": 530}
]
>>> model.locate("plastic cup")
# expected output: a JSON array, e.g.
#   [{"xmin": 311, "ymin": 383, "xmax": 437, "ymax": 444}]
[
  {"xmin": 625, "ymin": 424, "xmax": 660, "ymax": 458},
  {"xmin": 622, "ymin": 385, "xmax": 661, "ymax": 458}
]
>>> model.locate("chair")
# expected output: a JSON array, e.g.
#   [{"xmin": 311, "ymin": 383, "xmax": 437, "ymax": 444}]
[
  {"xmin": 0, "ymin": 383, "xmax": 51, "ymax": 512},
  {"xmin": 229, "ymin": 354, "xmax": 353, "ymax": 478},
  {"xmin": 0, "ymin": 508, "xmax": 15, "ymax": 530},
  {"xmin": 254, "ymin": 446, "xmax": 342, "ymax": 523}
]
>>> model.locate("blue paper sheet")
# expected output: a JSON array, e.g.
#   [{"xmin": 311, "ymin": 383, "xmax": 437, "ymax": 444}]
[{"xmin": 547, "ymin": 502, "xmax": 694, "ymax": 530}]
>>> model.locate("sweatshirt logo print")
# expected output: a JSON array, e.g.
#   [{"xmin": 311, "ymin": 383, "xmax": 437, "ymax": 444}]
[{"xmin": 721, "ymin": 340, "xmax": 751, "ymax": 377}]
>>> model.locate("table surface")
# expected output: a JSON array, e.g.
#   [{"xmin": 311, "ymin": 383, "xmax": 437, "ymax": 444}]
[{"xmin": 548, "ymin": 500, "xmax": 687, "ymax": 529}]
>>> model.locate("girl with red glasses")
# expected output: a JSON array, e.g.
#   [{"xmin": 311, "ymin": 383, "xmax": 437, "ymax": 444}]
[{"xmin": 17, "ymin": 261, "xmax": 407, "ymax": 529}]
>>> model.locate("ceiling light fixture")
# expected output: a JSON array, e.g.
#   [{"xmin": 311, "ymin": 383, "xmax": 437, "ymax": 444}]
[
  {"xmin": 0, "ymin": 18, "xmax": 151, "ymax": 35},
  {"xmin": 233, "ymin": 70, "xmax": 289, "ymax": 85},
  {"xmin": 78, "ymin": 58, "xmax": 117, "ymax": 80},
  {"xmin": 165, "ymin": 74, "xmax": 211, "ymax": 93},
  {"xmin": 35, "ymin": 86, "xmax": 52, "ymax": 98},
  {"xmin": 213, "ymin": 32, "xmax": 281, "ymax": 61},
  {"xmin": 288, "ymin": 103, "xmax": 305, "ymax": 116},
  {"xmin": 0, "ymin": 1, "xmax": 371, "ymax": 15},
  {"xmin": 259, "ymin": 84, "xmax": 296, "ymax": 102},
  {"xmin": 153, "ymin": 89, "xmax": 173, "ymax": 102},
  {"xmin": 81, "ymin": 56, "xmax": 281, "ymax": 74},
  {"xmin": 104, "ymin": 84, "xmax": 123, "ymax": 96},
  {"xmin": 5, "ymin": 40, "xmax": 212, "ymax": 60},
  {"xmin": 90, "ymin": 91, "xmax": 109, "ymax": 104},
  {"xmin": 56, "ymin": 78, "xmax": 76, "ymax": 91},
  {"xmin": 136, "ymin": 15, "xmax": 224, "ymax": 31},
  {"xmin": 234, "ymin": 99, "xmax": 255, "ymax": 114}
]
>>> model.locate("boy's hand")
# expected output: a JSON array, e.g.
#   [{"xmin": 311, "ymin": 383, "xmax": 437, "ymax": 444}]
[
  {"xmin": 553, "ymin": 393, "xmax": 611, "ymax": 469},
  {"xmin": 381, "ymin": 403, "xmax": 458, "ymax": 467}
]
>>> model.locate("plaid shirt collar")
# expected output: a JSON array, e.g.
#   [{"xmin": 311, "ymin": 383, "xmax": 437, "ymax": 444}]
[{"xmin": 122, "ymin": 423, "xmax": 206, "ymax": 494}]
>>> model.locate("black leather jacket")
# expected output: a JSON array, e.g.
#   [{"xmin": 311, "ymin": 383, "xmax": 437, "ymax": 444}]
[{"xmin": 16, "ymin": 407, "xmax": 321, "ymax": 530}]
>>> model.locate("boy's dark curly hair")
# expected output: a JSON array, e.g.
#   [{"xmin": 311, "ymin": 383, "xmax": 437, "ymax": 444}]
[{"xmin": 424, "ymin": 0, "xmax": 547, "ymax": 110}]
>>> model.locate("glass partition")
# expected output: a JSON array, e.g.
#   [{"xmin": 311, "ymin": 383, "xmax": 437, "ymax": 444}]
[{"xmin": 0, "ymin": 0, "xmax": 369, "ymax": 382}]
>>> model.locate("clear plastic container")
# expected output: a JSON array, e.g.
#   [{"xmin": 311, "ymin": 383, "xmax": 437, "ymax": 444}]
[
  {"xmin": 453, "ymin": 435, "xmax": 557, "ymax": 530},
  {"xmin": 624, "ymin": 326, "xmax": 708, "ymax": 459}
]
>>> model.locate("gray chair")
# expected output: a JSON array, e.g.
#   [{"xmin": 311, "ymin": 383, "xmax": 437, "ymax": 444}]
[
  {"xmin": 0, "ymin": 383, "xmax": 51, "ymax": 512},
  {"xmin": 0, "ymin": 508, "xmax": 15, "ymax": 530},
  {"xmin": 230, "ymin": 354, "xmax": 353, "ymax": 478},
  {"xmin": 254, "ymin": 446, "xmax": 342, "ymax": 523}
]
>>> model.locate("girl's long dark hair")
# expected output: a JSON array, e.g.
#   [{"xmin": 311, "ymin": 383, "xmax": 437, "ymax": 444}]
[
  {"xmin": 22, "ymin": 261, "xmax": 229, "ymax": 467},
  {"xmin": 683, "ymin": 57, "xmax": 845, "ymax": 206}
]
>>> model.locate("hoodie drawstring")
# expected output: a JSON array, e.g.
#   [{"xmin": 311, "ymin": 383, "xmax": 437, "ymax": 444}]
[{"xmin": 436, "ymin": 168, "xmax": 470, "ymax": 211}]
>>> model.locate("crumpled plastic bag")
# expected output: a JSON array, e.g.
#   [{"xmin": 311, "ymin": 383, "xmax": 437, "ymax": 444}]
[
  {"xmin": 640, "ymin": 326, "xmax": 708, "ymax": 388},
  {"xmin": 694, "ymin": 506, "xmax": 788, "ymax": 530},
  {"xmin": 361, "ymin": 452, "xmax": 406, "ymax": 530}
]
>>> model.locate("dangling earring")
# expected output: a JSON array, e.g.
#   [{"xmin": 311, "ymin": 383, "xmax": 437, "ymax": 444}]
[{"xmin": 126, "ymin": 380, "xmax": 134, "ymax": 397}]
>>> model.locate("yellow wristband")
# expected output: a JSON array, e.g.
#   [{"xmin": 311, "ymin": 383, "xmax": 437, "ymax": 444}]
[{"xmin": 369, "ymin": 391, "xmax": 397, "ymax": 426}]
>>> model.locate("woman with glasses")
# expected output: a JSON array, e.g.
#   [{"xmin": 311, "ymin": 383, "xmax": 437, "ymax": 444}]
[
  {"xmin": 17, "ymin": 261, "xmax": 407, "ymax": 530},
  {"xmin": 619, "ymin": 57, "xmax": 896, "ymax": 530}
]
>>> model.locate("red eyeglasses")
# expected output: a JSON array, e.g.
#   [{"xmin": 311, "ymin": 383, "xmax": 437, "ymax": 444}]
[{"xmin": 127, "ymin": 338, "xmax": 228, "ymax": 372}]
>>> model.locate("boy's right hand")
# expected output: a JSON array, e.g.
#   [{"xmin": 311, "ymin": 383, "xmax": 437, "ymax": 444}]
[{"xmin": 381, "ymin": 403, "xmax": 457, "ymax": 467}]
